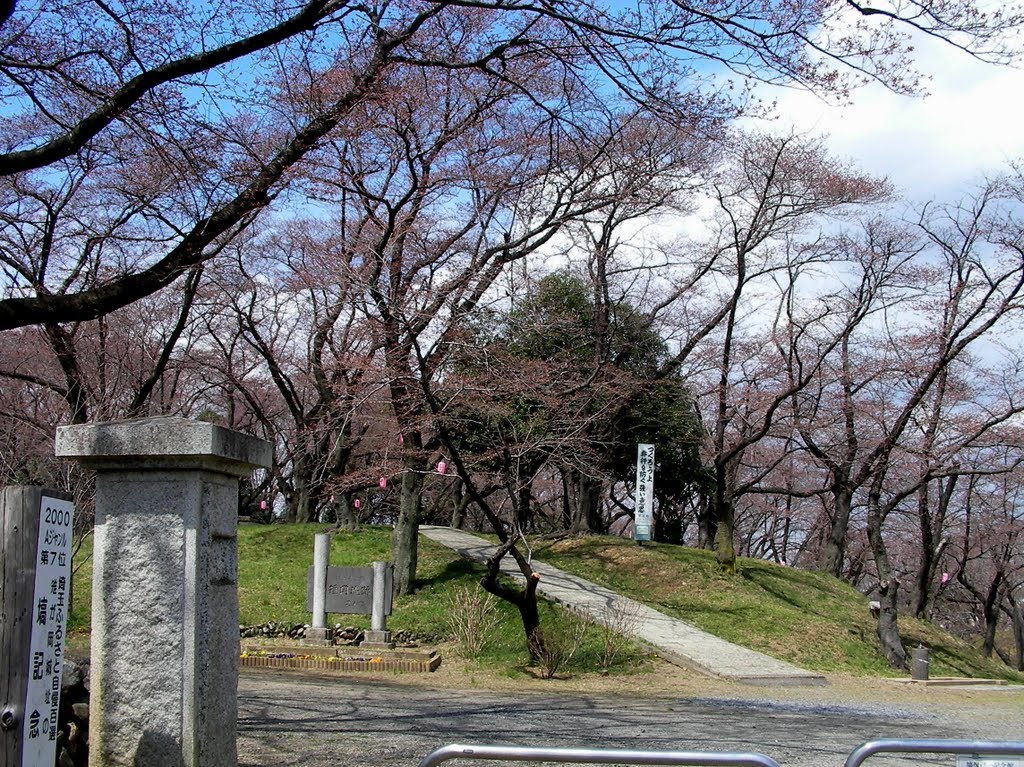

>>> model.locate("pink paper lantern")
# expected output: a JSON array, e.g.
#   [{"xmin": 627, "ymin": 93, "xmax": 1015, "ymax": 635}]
[
  {"xmin": 436, "ymin": 460, "xmax": 447, "ymax": 475},
  {"xmin": 379, "ymin": 477, "xmax": 387, "ymax": 489},
  {"xmin": 354, "ymin": 498, "xmax": 361, "ymax": 509}
]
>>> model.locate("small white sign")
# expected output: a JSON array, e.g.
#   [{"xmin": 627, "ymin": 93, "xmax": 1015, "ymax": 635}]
[
  {"xmin": 634, "ymin": 443, "xmax": 655, "ymax": 541},
  {"xmin": 957, "ymin": 757, "xmax": 1024, "ymax": 767},
  {"xmin": 22, "ymin": 495, "xmax": 74, "ymax": 767}
]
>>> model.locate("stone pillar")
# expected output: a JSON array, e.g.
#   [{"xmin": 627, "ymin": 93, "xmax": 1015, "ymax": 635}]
[
  {"xmin": 302, "ymin": 533, "xmax": 331, "ymax": 646},
  {"xmin": 55, "ymin": 417, "xmax": 271, "ymax": 767},
  {"xmin": 361, "ymin": 561, "xmax": 395, "ymax": 649}
]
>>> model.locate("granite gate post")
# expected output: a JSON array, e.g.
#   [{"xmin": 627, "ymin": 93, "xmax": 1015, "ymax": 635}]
[{"xmin": 55, "ymin": 416, "xmax": 271, "ymax": 767}]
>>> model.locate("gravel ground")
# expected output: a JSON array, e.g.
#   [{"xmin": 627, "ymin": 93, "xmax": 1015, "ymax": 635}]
[{"xmin": 237, "ymin": 651, "xmax": 1024, "ymax": 767}]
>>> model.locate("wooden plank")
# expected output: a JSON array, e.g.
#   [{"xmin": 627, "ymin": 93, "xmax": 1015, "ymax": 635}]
[{"xmin": 1, "ymin": 486, "xmax": 42, "ymax": 767}]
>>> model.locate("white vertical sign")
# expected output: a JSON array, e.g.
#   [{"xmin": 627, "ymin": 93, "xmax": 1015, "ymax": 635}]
[
  {"xmin": 634, "ymin": 443, "xmax": 655, "ymax": 541},
  {"xmin": 22, "ymin": 495, "xmax": 74, "ymax": 767}
]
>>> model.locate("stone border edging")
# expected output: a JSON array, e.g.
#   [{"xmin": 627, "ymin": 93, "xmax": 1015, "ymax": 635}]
[{"xmin": 240, "ymin": 651, "xmax": 442, "ymax": 674}]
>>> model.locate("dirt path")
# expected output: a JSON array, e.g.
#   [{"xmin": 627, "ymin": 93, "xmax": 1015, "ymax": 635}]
[{"xmin": 237, "ymin": 653, "xmax": 1024, "ymax": 767}]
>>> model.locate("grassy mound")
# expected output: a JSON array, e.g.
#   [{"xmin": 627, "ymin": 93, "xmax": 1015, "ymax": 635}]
[
  {"xmin": 532, "ymin": 535, "xmax": 1024, "ymax": 681},
  {"xmin": 68, "ymin": 525, "xmax": 1022, "ymax": 682}
]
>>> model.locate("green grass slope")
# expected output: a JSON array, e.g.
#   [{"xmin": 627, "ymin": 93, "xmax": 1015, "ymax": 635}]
[
  {"xmin": 68, "ymin": 525, "xmax": 1023, "ymax": 681},
  {"xmin": 70, "ymin": 524, "xmax": 647, "ymax": 673},
  {"xmin": 72, "ymin": 524, "xmax": 494, "ymax": 633},
  {"xmin": 531, "ymin": 535, "xmax": 1024, "ymax": 681}
]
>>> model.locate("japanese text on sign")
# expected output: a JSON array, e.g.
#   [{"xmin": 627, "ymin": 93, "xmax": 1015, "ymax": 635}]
[
  {"xmin": 634, "ymin": 443, "xmax": 655, "ymax": 541},
  {"xmin": 22, "ymin": 496, "xmax": 74, "ymax": 767}
]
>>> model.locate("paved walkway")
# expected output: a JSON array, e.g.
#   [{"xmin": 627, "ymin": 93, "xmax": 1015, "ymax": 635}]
[{"xmin": 420, "ymin": 525, "xmax": 826, "ymax": 686}]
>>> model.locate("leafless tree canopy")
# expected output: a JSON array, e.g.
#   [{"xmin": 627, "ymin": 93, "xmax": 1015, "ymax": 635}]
[{"xmin": 2, "ymin": 0, "xmax": 1024, "ymax": 668}]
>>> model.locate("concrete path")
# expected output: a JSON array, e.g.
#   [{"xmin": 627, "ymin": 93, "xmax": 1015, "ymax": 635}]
[{"xmin": 420, "ymin": 525, "xmax": 826, "ymax": 686}]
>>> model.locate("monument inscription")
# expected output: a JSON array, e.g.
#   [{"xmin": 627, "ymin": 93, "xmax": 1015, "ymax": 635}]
[{"xmin": 305, "ymin": 566, "xmax": 393, "ymax": 615}]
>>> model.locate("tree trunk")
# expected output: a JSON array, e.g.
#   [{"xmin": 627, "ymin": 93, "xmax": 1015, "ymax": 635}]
[
  {"xmin": 780, "ymin": 513, "xmax": 792, "ymax": 565},
  {"xmin": 697, "ymin": 498, "xmax": 716, "ymax": 550},
  {"xmin": 567, "ymin": 469, "xmax": 602, "ymax": 534},
  {"xmin": 290, "ymin": 454, "xmax": 315, "ymax": 523},
  {"xmin": 875, "ymin": 576, "xmax": 907, "ymax": 670},
  {"xmin": 822, "ymin": 486, "xmax": 852, "ymax": 578},
  {"xmin": 866, "ymin": 483, "xmax": 907, "ymax": 670},
  {"xmin": 586, "ymin": 479, "xmax": 604, "ymax": 533},
  {"xmin": 516, "ymin": 481, "xmax": 533, "ymax": 532},
  {"xmin": 560, "ymin": 470, "xmax": 572, "ymax": 530},
  {"xmin": 980, "ymin": 573, "xmax": 1005, "ymax": 659},
  {"xmin": 1012, "ymin": 595, "xmax": 1024, "ymax": 671},
  {"xmin": 916, "ymin": 535, "xmax": 949, "ymax": 621},
  {"xmin": 391, "ymin": 460, "xmax": 423, "ymax": 596},
  {"xmin": 655, "ymin": 501, "xmax": 685, "ymax": 545},
  {"xmin": 573, "ymin": 473, "xmax": 602, "ymax": 532},
  {"xmin": 450, "ymin": 481, "xmax": 467, "ymax": 530},
  {"xmin": 479, "ymin": 538, "xmax": 543, "ymax": 661},
  {"xmin": 518, "ymin": 586, "xmax": 543, "ymax": 661},
  {"xmin": 912, "ymin": 475, "xmax": 956, "ymax": 620},
  {"xmin": 712, "ymin": 471, "xmax": 737, "ymax": 573},
  {"xmin": 713, "ymin": 510, "xmax": 736, "ymax": 573},
  {"xmin": 45, "ymin": 323, "xmax": 89, "ymax": 424},
  {"xmin": 335, "ymin": 496, "xmax": 359, "ymax": 532}
]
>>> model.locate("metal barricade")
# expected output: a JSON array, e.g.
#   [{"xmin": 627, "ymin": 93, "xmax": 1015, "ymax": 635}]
[
  {"xmin": 417, "ymin": 744, "xmax": 783, "ymax": 767},
  {"xmin": 845, "ymin": 740, "xmax": 1024, "ymax": 767}
]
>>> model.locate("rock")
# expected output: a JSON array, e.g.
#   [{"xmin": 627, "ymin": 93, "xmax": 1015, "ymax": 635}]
[
  {"xmin": 62, "ymin": 658, "xmax": 85, "ymax": 688},
  {"xmin": 58, "ymin": 658, "xmax": 90, "ymax": 767}
]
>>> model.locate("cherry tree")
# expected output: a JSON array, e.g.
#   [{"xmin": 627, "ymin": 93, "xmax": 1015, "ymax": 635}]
[
  {"xmin": 948, "ymin": 452, "xmax": 1024, "ymax": 659},
  {"xmin": 193, "ymin": 221, "xmax": 381, "ymax": 524},
  {"xmin": 773, "ymin": 174, "xmax": 1024, "ymax": 668},
  {"xmin": 676, "ymin": 133, "xmax": 889, "ymax": 572},
  {"xmin": 2, "ymin": 0, "xmax": 1021, "ymax": 330}
]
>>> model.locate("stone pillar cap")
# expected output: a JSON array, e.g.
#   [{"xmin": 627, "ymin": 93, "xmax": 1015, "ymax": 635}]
[{"xmin": 56, "ymin": 416, "xmax": 272, "ymax": 475}]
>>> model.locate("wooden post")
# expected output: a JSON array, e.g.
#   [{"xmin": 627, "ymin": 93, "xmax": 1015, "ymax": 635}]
[{"xmin": 1, "ymin": 486, "xmax": 74, "ymax": 767}]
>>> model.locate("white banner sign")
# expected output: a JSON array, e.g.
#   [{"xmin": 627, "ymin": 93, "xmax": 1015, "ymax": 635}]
[
  {"xmin": 22, "ymin": 495, "xmax": 74, "ymax": 767},
  {"xmin": 634, "ymin": 443, "xmax": 655, "ymax": 541}
]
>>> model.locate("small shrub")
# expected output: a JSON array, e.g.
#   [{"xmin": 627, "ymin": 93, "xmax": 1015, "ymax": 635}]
[
  {"xmin": 529, "ymin": 610, "xmax": 594, "ymax": 678},
  {"xmin": 446, "ymin": 585, "xmax": 501, "ymax": 655},
  {"xmin": 598, "ymin": 599, "xmax": 644, "ymax": 670}
]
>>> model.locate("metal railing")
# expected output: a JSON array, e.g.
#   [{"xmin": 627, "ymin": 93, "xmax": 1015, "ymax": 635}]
[
  {"xmin": 417, "ymin": 739, "xmax": 1024, "ymax": 767},
  {"xmin": 417, "ymin": 744, "xmax": 783, "ymax": 767},
  {"xmin": 846, "ymin": 740, "xmax": 1024, "ymax": 767}
]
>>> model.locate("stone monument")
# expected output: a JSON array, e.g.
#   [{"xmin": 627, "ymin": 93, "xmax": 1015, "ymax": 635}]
[{"xmin": 56, "ymin": 416, "xmax": 271, "ymax": 767}]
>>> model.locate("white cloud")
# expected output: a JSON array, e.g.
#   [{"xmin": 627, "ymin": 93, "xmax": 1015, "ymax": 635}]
[{"xmin": 751, "ymin": 35, "xmax": 1024, "ymax": 203}]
